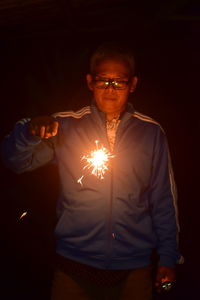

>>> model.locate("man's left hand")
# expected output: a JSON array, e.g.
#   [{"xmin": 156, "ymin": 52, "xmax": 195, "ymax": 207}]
[{"xmin": 155, "ymin": 266, "xmax": 176, "ymax": 293}]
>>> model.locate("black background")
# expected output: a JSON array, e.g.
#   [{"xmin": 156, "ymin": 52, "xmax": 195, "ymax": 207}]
[{"xmin": 0, "ymin": 1, "xmax": 199, "ymax": 299}]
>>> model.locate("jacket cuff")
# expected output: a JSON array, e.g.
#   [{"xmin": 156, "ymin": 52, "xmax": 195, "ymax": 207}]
[{"xmin": 159, "ymin": 255, "xmax": 179, "ymax": 268}]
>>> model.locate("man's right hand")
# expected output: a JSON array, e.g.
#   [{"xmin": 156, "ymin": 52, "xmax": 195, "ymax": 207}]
[{"xmin": 28, "ymin": 116, "xmax": 59, "ymax": 139}]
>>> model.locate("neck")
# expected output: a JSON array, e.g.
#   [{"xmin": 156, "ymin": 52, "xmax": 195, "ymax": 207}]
[{"xmin": 106, "ymin": 112, "xmax": 120, "ymax": 121}]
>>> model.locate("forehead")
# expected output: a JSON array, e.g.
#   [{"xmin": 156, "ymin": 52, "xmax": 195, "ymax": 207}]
[{"xmin": 94, "ymin": 59, "xmax": 131, "ymax": 78}]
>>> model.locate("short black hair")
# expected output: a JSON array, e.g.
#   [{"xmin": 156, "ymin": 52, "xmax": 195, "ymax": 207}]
[{"xmin": 90, "ymin": 42, "xmax": 136, "ymax": 76}]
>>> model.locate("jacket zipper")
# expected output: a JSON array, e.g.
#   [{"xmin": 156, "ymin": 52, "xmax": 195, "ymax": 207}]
[{"xmin": 105, "ymin": 164, "xmax": 114, "ymax": 268}]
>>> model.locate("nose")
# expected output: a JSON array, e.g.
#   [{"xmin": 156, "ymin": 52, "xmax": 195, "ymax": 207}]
[{"xmin": 105, "ymin": 84, "xmax": 116, "ymax": 93}]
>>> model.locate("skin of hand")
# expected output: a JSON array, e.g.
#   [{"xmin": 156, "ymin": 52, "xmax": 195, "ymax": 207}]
[
  {"xmin": 155, "ymin": 266, "xmax": 176, "ymax": 293},
  {"xmin": 28, "ymin": 115, "xmax": 59, "ymax": 139}
]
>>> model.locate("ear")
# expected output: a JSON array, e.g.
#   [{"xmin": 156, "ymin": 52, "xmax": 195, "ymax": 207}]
[
  {"xmin": 86, "ymin": 74, "xmax": 94, "ymax": 91},
  {"xmin": 129, "ymin": 76, "xmax": 138, "ymax": 93}
]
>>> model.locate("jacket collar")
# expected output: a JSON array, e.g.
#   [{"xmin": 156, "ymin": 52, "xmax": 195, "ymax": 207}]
[{"xmin": 90, "ymin": 100, "xmax": 134, "ymax": 127}]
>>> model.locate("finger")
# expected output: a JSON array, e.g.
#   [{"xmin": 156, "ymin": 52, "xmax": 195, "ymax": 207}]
[
  {"xmin": 44, "ymin": 125, "xmax": 52, "ymax": 138},
  {"xmin": 51, "ymin": 121, "xmax": 58, "ymax": 136},
  {"xmin": 40, "ymin": 126, "xmax": 45, "ymax": 138},
  {"xmin": 44, "ymin": 121, "xmax": 58, "ymax": 138}
]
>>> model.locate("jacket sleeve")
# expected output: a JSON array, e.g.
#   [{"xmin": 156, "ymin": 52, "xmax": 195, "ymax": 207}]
[
  {"xmin": 1, "ymin": 118, "xmax": 55, "ymax": 174},
  {"xmin": 149, "ymin": 126, "xmax": 182, "ymax": 268}
]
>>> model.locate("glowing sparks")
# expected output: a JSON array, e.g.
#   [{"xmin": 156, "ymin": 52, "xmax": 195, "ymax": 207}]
[
  {"xmin": 78, "ymin": 140, "xmax": 114, "ymax": 185},
  {"xmin": 77, "ymin": 175, "xmax": 84, "ymax": 186},
  {"xmin": 19, "ymin": 211, "xmax": 27, "ymax": 220}
]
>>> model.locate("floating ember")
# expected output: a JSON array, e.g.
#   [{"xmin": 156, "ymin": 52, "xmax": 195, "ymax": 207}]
[{"xmin": 19, "ymin": 211, "xmax": 27, "ymax": 220}]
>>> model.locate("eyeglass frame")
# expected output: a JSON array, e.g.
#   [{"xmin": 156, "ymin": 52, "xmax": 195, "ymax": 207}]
[{"xmin": 92, "ymin": 76, "xmax": 131, "ymax": 90}]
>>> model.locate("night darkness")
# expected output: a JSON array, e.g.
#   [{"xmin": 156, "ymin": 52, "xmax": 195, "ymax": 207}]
[{"xmin": 0, "ymin": 1, "xmax": 200, "ymax": 299}]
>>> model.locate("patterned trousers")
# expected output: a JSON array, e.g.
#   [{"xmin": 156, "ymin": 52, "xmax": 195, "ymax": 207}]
[{"xmin": 51, "ymin": 265, "xmax": 153, "ymax": 300}]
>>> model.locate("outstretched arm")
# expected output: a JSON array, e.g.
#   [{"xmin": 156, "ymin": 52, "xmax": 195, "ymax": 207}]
[{"xmin": 1, "ymin": 116, "xmax": 59, "ymax": 173}]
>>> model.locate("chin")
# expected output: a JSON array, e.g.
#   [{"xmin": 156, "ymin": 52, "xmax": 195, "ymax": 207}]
[
  {"xmin": 96, "ymin": 100, "xmax": 122, "ymax": 114},
  {"xmin": 103, "ymin": 108, "xmax": 121, "ymax": 115},
  {"xmin": 101, "ymin": 104, "xmax": 118, "ymax": 112}
]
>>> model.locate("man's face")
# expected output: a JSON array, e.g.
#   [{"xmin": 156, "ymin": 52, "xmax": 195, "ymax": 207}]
[{"xmin": 86, "ymin": 59, "xmax": 137, "ymax": 117}]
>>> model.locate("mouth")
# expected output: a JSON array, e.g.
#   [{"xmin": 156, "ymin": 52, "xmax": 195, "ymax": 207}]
[{"xmin": 103, "ymin": 98, "xmax": 117, "ymax": 101}]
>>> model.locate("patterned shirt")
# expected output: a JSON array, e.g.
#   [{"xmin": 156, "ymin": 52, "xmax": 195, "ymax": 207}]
[{"xmin": 106, "ymin": 116, "xmax": 120, "ymax": 152}]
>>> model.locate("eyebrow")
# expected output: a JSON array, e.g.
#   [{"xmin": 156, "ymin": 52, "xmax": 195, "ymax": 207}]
[
  {"xmin": 94, "ymin": 77, "xmax": 129, "ymax": 82},
  {"xmin": 95, "ymin": 73, "xmax": 129, "ymax": 79}
]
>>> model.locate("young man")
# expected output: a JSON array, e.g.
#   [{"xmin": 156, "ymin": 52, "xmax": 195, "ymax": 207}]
[{"xmin": 1, "ymin": 44, "xmax": 181, "ymax": 299}]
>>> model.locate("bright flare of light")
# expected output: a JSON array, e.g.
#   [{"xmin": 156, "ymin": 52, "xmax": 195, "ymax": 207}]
[
  {"xmin": 19, "ymin": 211, "xmax": 27, "ymax": 220},
  {"xmin": 78, "ymin": 140, "xmax": 114, "ymax": 186}
]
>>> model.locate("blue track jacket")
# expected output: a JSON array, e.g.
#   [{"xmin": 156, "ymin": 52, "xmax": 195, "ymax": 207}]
[{"xmin": 1, "ymin": 103, "xmax": 181, "ymax": 269}]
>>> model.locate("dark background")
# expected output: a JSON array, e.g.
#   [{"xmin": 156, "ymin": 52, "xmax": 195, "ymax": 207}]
[{"xmin": 0, "ymin": 1, "xmax": 199, "ymax": 299}]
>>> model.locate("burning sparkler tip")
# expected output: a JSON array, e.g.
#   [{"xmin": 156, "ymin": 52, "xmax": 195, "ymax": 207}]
[{"xmin": 77, "ymin": 141, "xmax": 114, "ymax": 186}]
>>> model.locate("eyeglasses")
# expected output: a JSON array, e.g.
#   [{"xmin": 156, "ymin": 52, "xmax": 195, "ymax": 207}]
[{"xmin": 93, "ymin": 77, "xmax": 130, "ymax": 90}]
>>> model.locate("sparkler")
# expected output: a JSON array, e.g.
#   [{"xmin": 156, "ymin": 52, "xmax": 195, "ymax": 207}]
[{"xmin": 77, "ymin": 140, "xmax": 114, "ymax": 186}]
